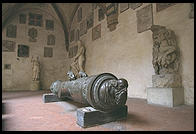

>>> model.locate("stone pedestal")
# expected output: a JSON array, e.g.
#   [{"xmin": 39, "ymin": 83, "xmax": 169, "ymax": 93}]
[
  {"xmin": 76, "ymin": 105, "xmax": 127, "ymax": 128},
  {"xmin": 147, "ymin": 74, "xmax": 184, "ymax": 107},
  {"xmin": 31, "ymin": 80, "xmax": 40, "ymax": 91}
]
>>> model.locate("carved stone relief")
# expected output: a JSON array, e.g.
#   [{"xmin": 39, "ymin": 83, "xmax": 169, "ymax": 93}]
[
  {"xmin": 80, "ymin": 20, "xmax": 87, "ymax": 36},
  {"xmin": 6, "ymin": 24, "xmax": 17, "ymax": 38},
  {"xmin": 136, "ymin": 4, "xmax": 153, "ymax": 33},
  {"xmin": 47, "ymin": 34, "xmax": 55, "ymax": 45},
  {"xmin": 120, "ymin": 3, "xmax": 129, "ymax": 13},
  {"xmin": 46, "ymin": 19, "xmax": 54, "ymax": 30},
  {"xmin": 87, "ymin": 12, "xmax": 94, "ymax": 29},
  {"xmin": 150, "ymin": 25, "xmax": 180, "ymax": 75},
  {"xmin": 98, "ymin": 8, "xmax": 105, "ymax": 21},
  {"xmin": 18, "ymin": 45, "xmax": 29, "ymax": 57},
  {"xmin": 2, "ymin": 40, "xmax": 16, "ymax": 52},
  {"xmin": 28, "ymin": 28, "xmax": 38, "ymax": 42},
  {"xmin": 129, "ymin": 3, "xmax": 143, "ymax": 10},
  {"xmin": 189, "ymin": 3, "xmax": 194, "ymax": 19},
  {"xmin": 156, "ymin": 3, "xmax": 176, "ymax": 12},
  {"xmin": 92, "ymin": 24, "xmax": 101, "ymax": 41},
  {"xmin": 44, "ymin": 47, "xmax": 53, "ymax": 57},
  {"xmin": 19, "ymin": 14, "xmax": 26, "ymax": 24}
]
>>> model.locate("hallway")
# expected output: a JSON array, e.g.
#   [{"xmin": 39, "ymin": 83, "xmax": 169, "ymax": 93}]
[{"xmin": 2, "ymin": 90, "xmax": 194, "ymax": 131}]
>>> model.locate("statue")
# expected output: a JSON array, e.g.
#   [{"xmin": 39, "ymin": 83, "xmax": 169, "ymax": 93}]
[
  {"xmin": 31, "ymin": 56, "xmax": 40, "ymax": 81},
  {"xmin": 50, "ymin": 73, "xmax": 128, "ymax": 112},
  {"xmin": 70, "ymin": 40, "xmax": 87, "ymax": 78},
  {"xmin": 151, "ymin": 25, "xmax": 180, "ymax": 75}
]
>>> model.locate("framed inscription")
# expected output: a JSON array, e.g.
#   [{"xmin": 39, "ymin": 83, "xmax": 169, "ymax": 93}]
[
  {"xmin": 28, "ymin": 28, "xmax": 38, "ymax": 42},
  {"xmin": 46, "ymin": 19, "xmax": 54, "ymax": 30},
  {"xmin": 98, "ymin": 8, "xmax": 105, "ymax": 21},
  {"xmin": 156, "ymin": 3, "xmax": 176, "ymax": 12},
  {"xmin": 77, "ymin": 7, "xmax": 82, "ymax": 23},
  {"xmin": 4, "ymin": 64, "xmax": 11, "ymax": 70},
  {"xmin": 92, "ymin": 24, "xmax": 101, "ymax": 41},
  {"xmin": 120, "ymin": 3, "xmax": 129, "ymax": 13},
  {"xmin": 44, "ymin": 47, "xmax": 53, "ymax": 57},
  {"xmin": 87, "ymin": 12, "xmax": 94, "ymax": 29},
  {"xmin": 19, "ymin": 14, "xmax": 26, "ymax": 24},
  {"xmin": 80, "ymin": 20, "xmax": 87, "ymax": 37},
  {"xmin": 6, "ymin": 24, "xmax": 17, "ymax": 38},
  {"xmin": 129, "ymin": 3, "xmax": 143, "ymax": 10},
  {"xmin": 70, "ymin": 29, "xmax": 75, "ymax": 42},
  {"xmin": 136, "ymin": 4, "xmax": 153, "ymax": 33},
  {"xmin": 18, "ymin": 45, "xmax": 29, "ymax": 57},
  {"xmin": 47, "ymin": 34, "xmax": 55, "ymax": 45},
  {"xmin": 2, "ymin": 40, "xmax": 16, "ymax": 52}
]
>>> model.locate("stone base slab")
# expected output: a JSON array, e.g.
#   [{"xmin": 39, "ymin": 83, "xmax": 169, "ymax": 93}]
[
  {"xmin": 31, "ymin": 81, "xmax": 40, "ymax": 91},
  {"xmin": 76, "ymin": 105, "xmax": 127, "ymax": 128},
  {"xmin": 42, "ymin": 93, "xmax": 61, "ymax": 103},
  {"xmin": 147, "ymin": 87, "xmax": 184, "ymax": 107}
]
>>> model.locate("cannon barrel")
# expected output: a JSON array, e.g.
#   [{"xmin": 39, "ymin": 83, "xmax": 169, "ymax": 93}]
[{"xmin": 50, "ymin": 73, "xmax": 128, "ymax": 112}]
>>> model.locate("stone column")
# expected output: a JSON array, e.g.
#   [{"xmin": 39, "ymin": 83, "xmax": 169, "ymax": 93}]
[{"xmin": 147, "ymin": 25, "xmax": 184, "ymax": 107}]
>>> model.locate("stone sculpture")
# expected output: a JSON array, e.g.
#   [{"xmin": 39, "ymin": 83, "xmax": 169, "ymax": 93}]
[
  {"xmin": 31, "ymin": 56, "xmax": 40, "ymax": 81},
  {"xmin": 70, "ymin": 40, "xmax": 87, "ymax": 78}
]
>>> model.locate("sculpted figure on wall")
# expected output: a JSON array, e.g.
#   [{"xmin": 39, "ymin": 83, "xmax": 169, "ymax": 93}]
[
  {"xmin": 31, "ymin": 56, "xmax": 40, "ymax": 81},
  {"xmin": 150, "ymin": 25, "xmax": 180, "ymax": 75},
  {"xmin": 70, "ymin": 40, "xmax": 87, "ymax": 79}
]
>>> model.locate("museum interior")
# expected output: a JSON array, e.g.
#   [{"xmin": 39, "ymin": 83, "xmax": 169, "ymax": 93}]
[{"xmin": 2, "ymin": 3, "xmax": 194, "ymax": 131}]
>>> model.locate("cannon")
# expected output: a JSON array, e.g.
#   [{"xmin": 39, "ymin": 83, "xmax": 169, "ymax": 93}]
[{"xmin": 44, "ymin": 73, "xmax": 128, "ymax": 127}]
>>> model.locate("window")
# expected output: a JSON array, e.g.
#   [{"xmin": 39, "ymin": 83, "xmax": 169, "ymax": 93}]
[{"xmin": 28, "ymin": 13, "xmax": 43, "ymax": 27}]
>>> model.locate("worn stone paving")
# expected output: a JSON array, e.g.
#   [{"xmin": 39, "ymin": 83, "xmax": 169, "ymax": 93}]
[{"xmin": 2, "ymin": 90, "xmax": 194, "ymax": 131}]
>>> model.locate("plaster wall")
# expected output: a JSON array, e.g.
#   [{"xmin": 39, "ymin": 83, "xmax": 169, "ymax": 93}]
[
  {"xmin": 2, "ymin": 7, "xmax": 70, "ymax": 91},
  {"xmin": 69, "ymin": 3, "xmax": 194, "ymax": 105}
]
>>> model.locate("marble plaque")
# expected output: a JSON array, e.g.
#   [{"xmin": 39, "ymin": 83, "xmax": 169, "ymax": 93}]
[
  {"xmin": 70, "ymin": 29, "xmax": 75, "ymax": 42},
  {"xmin": 98, "ymin": 8, "xmax": 105, "ymax": 21},
  {"xmin": 47, "ymin": 34, "xmax": 55, "ymax": 45},
  {"xmin": 19, "ymin": 14, "xmax": 26, "ymax": 24},
  {"xmin": 44, "ymin": 47, "xmax": 53, "ymax": 57},
  {"xmin": 87, "ymin": 12, "xmax": 94, "ymax": 29},
  {"xmin": 129, "ymin": 3, "xmax": 143, "ymax": 10},
  {"xmin": 6, "ymin": 24, "xmax": 17, "ymax": 38},
  {"xmin": 77, "ymin": 7, "xmax": 82, "ymax": 23},
  {"xmin": 136, "ymin": 4, "xmax": 153, "ymax": 33},
  {"xmin": 156, "ymin": 3, "xmax": 176, "ymax": 12},
  {"xmin": 92, "ymin": 24, "xmax": 101, "ymax": 41},
  {"xmin": 2, "ymin": 40, "xmax": 16, "ymax": 52},
  {"xmin": 18, "ymin": 45, "xmax": 29, "ymax": 57},
  {"xmin": 46, "ymin": 19, "xmax": 54, "ymax": 30},
  {"xmin": 120, "ymin": 3, "xmax": 129, "ymax": 13},
  {"xmin": 80, "ymin": 20, "xmax": 87, "ymax": 36}
]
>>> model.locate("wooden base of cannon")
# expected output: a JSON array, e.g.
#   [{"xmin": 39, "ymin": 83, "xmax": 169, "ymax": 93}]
[{"xmin": 76, "ymin": 105, "xmax": 128, "ymax": 128}]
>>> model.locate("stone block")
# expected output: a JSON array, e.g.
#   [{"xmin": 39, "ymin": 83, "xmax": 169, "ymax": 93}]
[
  {"xmin": 76, "ymin": 105, "xmax": 127, "ymax": 128},
  {"xmin": 152, "ymin": 74, "xmax": 182, "ymax": 88},
  {"xmin": 147, "ymin": 87, "xmax": 184, "ymax": 107},
  {"xmin": 31, "ymin": 80, "xmax": 40, "ymax": 91},
  {"xmin": 43, "ymin": 93, "xmax": 60, "ymax": 103}
]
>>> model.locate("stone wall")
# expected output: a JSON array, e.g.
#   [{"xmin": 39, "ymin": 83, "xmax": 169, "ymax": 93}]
[
  {"xmin": 2, "ymin": 6, "xmax": 70, "ymax": 91},
  {"xmin": 69, "ymin": 3, "xmax": 194, "ymax": 105}
]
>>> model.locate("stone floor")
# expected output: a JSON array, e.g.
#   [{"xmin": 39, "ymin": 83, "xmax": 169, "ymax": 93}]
[{"xmin": 2, "ymin": 90, "xmax": 194, "ymax": 131}]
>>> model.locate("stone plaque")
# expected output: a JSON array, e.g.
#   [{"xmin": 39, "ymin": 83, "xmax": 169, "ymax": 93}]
[
  {"xmin": 92, "ymin": 24, "xmax": 101, "ymax": 41},
  {"xmin": 46, "ymin": 20, "xmax": 54, "ymax": 30},
  {"xmin": 129, "ymin": 3, "xmax": 143, "ymax": 10},
  {"xmin": 19, "ymin": 14, "xmax": 26, "ymax": 24},
  {"xmin": 4, "ymin": 64, "xmax": 11, "ymax": 70},
  {"xmin": 28, "ymin": 28, "xmax": 38, "ymax": 42},
  {"xmin": 136, "ymin": 4, "xmax": 153, "ymax": 33},
  {"xmin": 2, "ymin": 40, "xmax": 16, "ymax": 52},
  {"xmin": 98, "ymin": 8, "xmax": 105, "ymax": 21},
  {"xmin": 77, "ymin": 7, "xmax": 82, "ymax": 23},
  {"xmin": 120, "ymin": 3, "xmax": 129, "ymax": 13},
  {"xmin": 6, "ymin": 24, "xmax": 17, "ymax": 38},
  {"xmin": 76, "ymin": 29, "xmax": 80, "ymax": 41},
  {"xmin": 87, "ymin": 12, "xmax": 94, "ymax": 29},
  {"xmin": 80, "ymin": 20, "xmax": 87, "ymax": 36},
  {"xmin": 70, "ymin": 29, "xmax": 75, "ymax": 42},
  {"xmin": 156, "ymin": 3, "xmax": 176, "ymax": 12},
  {"xmin": 44, "ymin": 47, "xmax": 53, "ymax": 57},
  {"xmin": 18, "ymin": 45, "xmax": 29, "ymax": 57},
  {"xmin": 47, "ymin": 34, "xmax": 55, "ymax": 45}
]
